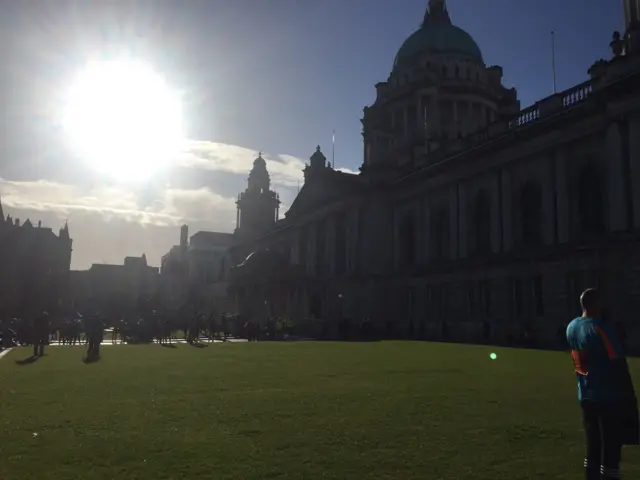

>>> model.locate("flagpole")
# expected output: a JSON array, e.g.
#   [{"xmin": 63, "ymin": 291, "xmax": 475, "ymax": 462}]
[
  {"xmin": 551, "ymin": 30, "xmax": 557, "ymax": 94},
  {"xmin": 332, "ymin": 129, "xmax": 336, "ymax": 169}
]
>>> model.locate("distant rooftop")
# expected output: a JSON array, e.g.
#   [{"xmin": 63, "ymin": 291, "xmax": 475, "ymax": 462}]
[{"xmin": 189, "ymin": 231, "xmax": 234, "ymax": 248}]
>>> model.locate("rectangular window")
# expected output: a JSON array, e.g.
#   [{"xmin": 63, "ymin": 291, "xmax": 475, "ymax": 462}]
[
  {"xmin": 408, "ymin": 287, "xmax": 416, "ymax": 323},
  {"xmin": 299, "ymin": 227, "xmax": 308, "ymax": 268},
  {"xmin": 316, "ymin": 220, "xmax": 326, "ymax": 276},
  {"xmin": 467, "ymin": 282, "xmax": 476, "ymax": 319},
  {"xmin": 481, "ymin": 280, "xmax": 492, "ymax": 318},
  {"xmin": 425, "ymin": 285, "xmax": 433, "ymax": 315},
  {"xmin": 440, "ymin": 284, "xmax": 449, "ymax": 319},
  {"xmin": 334, "ymin": 213, "xmax": 347, "ymax": 275},
  {"xmin": 533, "ymin": 275, "xmax": 544, "ymax": 317},
  {"xmin": 512, "ymin": 278, "xmax": 524, "ymax": 317}
]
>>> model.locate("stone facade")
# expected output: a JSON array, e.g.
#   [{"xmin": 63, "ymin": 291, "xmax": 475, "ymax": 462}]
[
  {"xmin": 70, "ymin": 255, "xmax": 159, "ymax": 313},
  {"xmin": 0, "ymin": 200, "xmax": 73, "ymax": 315},
  {"xmin": 225, "ymin": 1, "xmax": 640, "ymax": 346}
]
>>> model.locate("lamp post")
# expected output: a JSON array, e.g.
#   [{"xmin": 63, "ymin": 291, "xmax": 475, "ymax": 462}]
[{"xmin": 337, "ymin": 293, "xmax": 345, "ymax": 340}]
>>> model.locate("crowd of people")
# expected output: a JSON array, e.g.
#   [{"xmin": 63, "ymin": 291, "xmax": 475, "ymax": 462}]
[
  {"xmin": 0, "ymin": 309, "xmax": 310, "ymax": 359},
  {"xmin": 0, "ymin": 311, "xmax": 248, "ymax": 359}
]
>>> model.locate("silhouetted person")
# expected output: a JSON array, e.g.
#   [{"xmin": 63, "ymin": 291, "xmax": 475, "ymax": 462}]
[
  {"xmin": 85, "ymin": 315, "xmax": 103, "ymax": 360},
  {"xmin": 566, "ymin": 288, "xmax": 639, "ymax": 480},
  {"xmin": 220, "ymin": 314, "xmax": 228, "ymax": 341},
  {"xmin": 32, "ymin": 312, "xmax": 49, "ymax": 357}
]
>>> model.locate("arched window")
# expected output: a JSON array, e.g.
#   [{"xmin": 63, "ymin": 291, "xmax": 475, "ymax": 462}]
[
  {"xmin": 520, "ymin": 181, "xmax": 543, "ymax": 246},
  {"xmin": 472, "ymin": 190, "xmax": 491, "ymax": 254},
  {"xmin": 399, "ymin": 214, "xmax": 416, "ymax": 266},
  {"xmin": 431, "ymin": 206, "xmax": 450, "ymax": 260},
  {"xmin": 577, "ymin": 163, "xmax": 605, "ymax": 235}
]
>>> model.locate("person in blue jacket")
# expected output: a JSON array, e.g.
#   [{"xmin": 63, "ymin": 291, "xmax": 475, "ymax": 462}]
[{"xmin": 567, "ymin": 288, "xmax": 638, "ymax": 479}]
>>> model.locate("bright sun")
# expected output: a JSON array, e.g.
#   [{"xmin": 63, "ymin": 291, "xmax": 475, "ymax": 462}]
[{"xmin": 62, "ymin": 57, "xmax": 185, "ymax": 181}]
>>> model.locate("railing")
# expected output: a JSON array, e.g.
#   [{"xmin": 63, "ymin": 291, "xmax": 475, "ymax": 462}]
[
  {"xmin": 561, "ymin": 81, "xmax": 593, "ymax": 107},
  {"xmin": 409, "ymin": 79, "xmax": 597, "ymax": 175},
  {"xmin": 506, "ymin": 80, "xmax": 592, "ymax": 130},
  {"xmin": 510, "ymin": 104, "xmax": 540, "ymax": 128}
]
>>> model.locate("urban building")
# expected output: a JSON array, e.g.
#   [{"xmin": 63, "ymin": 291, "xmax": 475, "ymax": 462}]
[
  {"xmin": 0, "ymin": 198, "xmax": 73, "ymax": 315},
  {"xmin": 70, "ymin": 254, "xmax": 158, "ymax": 314},
  {"xmin": 223, "ymin": 0, "xmax": 640, "ymax": 346},
  {"xmin": 159, "ymin": 225, "xmax": 236, "ymax": 312}
]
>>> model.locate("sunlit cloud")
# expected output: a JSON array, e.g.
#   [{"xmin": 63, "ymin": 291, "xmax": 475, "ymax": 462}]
[
  {"xmin": 0, "ymin": 140, "xmax": 360, "ymax": 269},
  {"xmin": 0, "ymin": 178, "xmax": 236, "ymax": 228},
  {"xmin": 181, "ymin": 141, "xmax": 358, "ymax": 187}
]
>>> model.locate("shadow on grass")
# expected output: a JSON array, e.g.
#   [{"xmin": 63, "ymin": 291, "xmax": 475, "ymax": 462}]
[
  {"xmin": 160, "ymin": 343, "xmax": 178, "ymax": 349},
  {"xmin": 189, "ymin": 342, "xmax": 208, "ymax": 349},
  {"xmin": 82, "ymin": 355, "xmax": 101, "ymax": 364},
  {"xmin": 15, "ymin": 355, "xmax": 41, "ymax": 365}
]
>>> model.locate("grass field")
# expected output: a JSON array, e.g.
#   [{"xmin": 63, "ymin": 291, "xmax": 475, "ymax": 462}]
[{"xmin": 1, "ymin": 342, "xmax": 639, "ymax": 480}]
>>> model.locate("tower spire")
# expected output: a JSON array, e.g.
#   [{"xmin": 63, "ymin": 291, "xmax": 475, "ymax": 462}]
[
  {"xmin": 423, "ymin": 0, "xmax": 451, "ymax": 26},
  {"xmin": 0, "ymin": 195, "xmax": 4, "ymax": 221}
]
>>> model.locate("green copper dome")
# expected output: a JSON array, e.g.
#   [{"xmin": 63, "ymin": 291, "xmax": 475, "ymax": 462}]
[{"xmin": 393, "ymin": 1, "xmax": 483, "ymax": 69}]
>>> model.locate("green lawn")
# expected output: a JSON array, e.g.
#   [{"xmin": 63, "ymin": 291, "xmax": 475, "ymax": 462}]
[{"xmin": 1, "ymin": 342, "xmax": 639, "ymax": 480}]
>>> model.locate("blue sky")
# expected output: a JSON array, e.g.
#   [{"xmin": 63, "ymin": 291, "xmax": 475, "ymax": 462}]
[{"xmin": 0, "ymin": 0, "xmax": 624, "ymax": 268}]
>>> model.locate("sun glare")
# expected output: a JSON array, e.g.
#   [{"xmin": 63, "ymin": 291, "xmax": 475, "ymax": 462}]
[{"xmin": 62, "ymin": 57, "xmax": 184, "ymax": 181}]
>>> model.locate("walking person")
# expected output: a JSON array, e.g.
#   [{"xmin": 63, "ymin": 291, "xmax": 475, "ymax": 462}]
[
  {"xmin": 84, "ymin": 315, "xmax": 104, "ymax": 361},
  {"xmin": 566, "ymin": 288, "xmax": 639, "ymax": 479},
  {"xmin": 32, "ymin": 311, "xmax": 49, "ymax": 357}
]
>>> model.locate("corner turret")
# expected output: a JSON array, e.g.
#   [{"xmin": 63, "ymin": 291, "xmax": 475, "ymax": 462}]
[
  {"xmin": 235, "ymin": 151, "xmax": 281, "ymax": 240},
  {"xmin": 304, "ymin": 146, "xmax": 330, "ymax": 182}
]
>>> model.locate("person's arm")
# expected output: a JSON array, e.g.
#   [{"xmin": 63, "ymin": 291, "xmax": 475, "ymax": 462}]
[{"xmin": 596, "ymin": 325, "xmax": 637, "ymax": 400}]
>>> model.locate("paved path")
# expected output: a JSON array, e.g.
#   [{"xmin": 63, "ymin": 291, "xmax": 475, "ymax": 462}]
[
  {"xmin": 0, "ymin": 338, "xmax": 248, "ymax": 361},
  {"xmin": 0, "ymin": 348, "xmax": 13, "ymax": 360},
  {"xmin": 45, "ymin": 337, "xmax": 248, "ymax": 346}
]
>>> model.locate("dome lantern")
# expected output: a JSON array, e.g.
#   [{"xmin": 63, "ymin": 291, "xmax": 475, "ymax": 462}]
[{"xmin": 393, "ymin": 0, "xmax": 483, "ymax": 70}]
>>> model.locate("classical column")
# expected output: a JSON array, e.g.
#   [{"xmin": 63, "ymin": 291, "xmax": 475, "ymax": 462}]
[
  {"xmin": 543, "ymin": 154, "xmax": 557, "ymax": 245},
  {"xmin": 500, "ymin": 169, "xmax": 513, "ymax": 251},
  {"xmin": 554, "ymin": 150, "xmax": 570, "ymax": 243},
  {"xmin": 490, "ymin": 173, "xmax": 501, "ymax": 253},
  {"xmin": 457, "ymin": 184, "xmax": 468, "ymax": 258},
  {"xmin": 403, "ymin": 104, "xmax": 409, "ymax": 138},
  {"xmin": 625, "ymin": 0, "xmax": 640, "ymax": 26},
  {"xmin": 606, "ymin": 121, "xmax": 628, "ymax": 232},
  {"xmin": 393, "ymin": 207, "xmax": 400, "ymax": 270},
  {"xmin": 307, "ymin": 224, "xmax": 317, "ymax": 276},
  {"xmin": 453, "ymin": 101, "xmax": 459, "ymax": 137},
  {"xmin": 420, "ymin": 196, "xmax": 431, "ymax": 263},
  {"xmin": 432, "ymin": 93, "xmax": 441, "ymax": 136},
  {"xmin": 450, "ymin": 185, "xmax": 459, "ymax": 260},
  {"xmin": 326, "ymin": 216, "xmax": 336, "ymax": 275},
  {"xmin": 628, "ymin": 112, "xmax": 640, "ymax": 228}
]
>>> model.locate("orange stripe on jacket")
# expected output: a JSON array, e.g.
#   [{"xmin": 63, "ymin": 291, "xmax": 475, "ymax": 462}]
[
  {"xmin": 595, "ymin": 326, "xmax": 619, "ymax": 360},
  {"xmin": 571, "ymin": 349, "xmax": 589, "ymax": 375}
]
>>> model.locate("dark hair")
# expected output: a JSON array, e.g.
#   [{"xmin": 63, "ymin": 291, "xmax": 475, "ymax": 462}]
[{"xmin": 580, "ymin": 288, "xmax": 601, "ymax": 312}]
